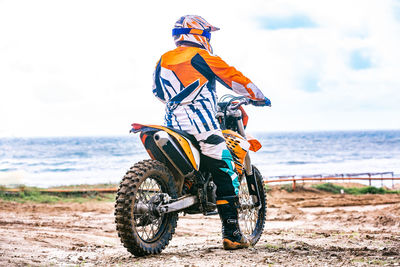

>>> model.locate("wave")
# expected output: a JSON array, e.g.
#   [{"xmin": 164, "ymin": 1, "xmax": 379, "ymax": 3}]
[
  {"xmin": 1, "ymin": 130, "xmax": 400, "ymax": 187},
  {"xmin": 0, "ymin": 168, "xmax": 18, "ymax": 172},
  {"xmin": 40, "ymin": 168, "xmax": 80, "ymax": 172},
  {"xmin": 283, "ymin": 161, "xmax": 310, "ymax": 165}
]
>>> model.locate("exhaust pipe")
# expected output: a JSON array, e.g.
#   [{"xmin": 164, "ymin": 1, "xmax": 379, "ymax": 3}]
[{"xmin": 153, "ymin": 131, "xmax": 195, "ymax": 176}]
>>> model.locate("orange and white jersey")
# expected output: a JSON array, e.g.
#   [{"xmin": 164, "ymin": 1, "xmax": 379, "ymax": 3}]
[{"xmin": 153, "ymin": 46, "xmax": 266, "ymax": 134}]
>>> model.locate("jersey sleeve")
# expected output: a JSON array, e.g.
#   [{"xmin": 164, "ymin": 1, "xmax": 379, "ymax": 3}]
[
  {"xmin": 152, "ymin": 59, "xmax": 166, "ymax": 103},
  {"xmin": 191, "ymin": 51, "xmax": 266, "ymax": 100}
]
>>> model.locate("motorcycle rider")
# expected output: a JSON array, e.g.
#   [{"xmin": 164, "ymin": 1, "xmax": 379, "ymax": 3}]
[{"xmin": 152, "ymin": 15, "xmax": 271, "ymax": 250}]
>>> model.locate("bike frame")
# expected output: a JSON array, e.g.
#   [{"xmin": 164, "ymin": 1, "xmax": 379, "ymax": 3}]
[{"xmin": 130, "ymin": 101, "xmax": 263, "ymax": 215}]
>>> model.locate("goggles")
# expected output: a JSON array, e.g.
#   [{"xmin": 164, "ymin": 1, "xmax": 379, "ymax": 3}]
[{"xmin": 172, "ymin": 28, "xmax": 211, "ymax": 40}]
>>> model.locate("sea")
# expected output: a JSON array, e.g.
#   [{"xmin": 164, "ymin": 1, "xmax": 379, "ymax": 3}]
[{"xmin": 1, "ymin": 130, "xmax": 400, "ymax": 188}]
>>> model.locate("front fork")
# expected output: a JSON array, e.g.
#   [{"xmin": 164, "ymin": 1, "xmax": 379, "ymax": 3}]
[
  {"xmin": 236, "ymin": 109, "xmax": 253, "ymax": 176},
  {"xmin": 237, "ymin": 111, "xmax": 261, "ymax": 207}
]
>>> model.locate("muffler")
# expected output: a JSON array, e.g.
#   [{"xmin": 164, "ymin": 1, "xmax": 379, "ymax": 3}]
[{"xmin": 153, "ymin": 131, "xmax": 195, "ymax": 176}]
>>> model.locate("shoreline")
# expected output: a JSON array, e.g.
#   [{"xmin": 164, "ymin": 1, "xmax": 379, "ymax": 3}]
[{"xmin": 1, "ymin": 183, "xmax": 400, "ymax": 206}]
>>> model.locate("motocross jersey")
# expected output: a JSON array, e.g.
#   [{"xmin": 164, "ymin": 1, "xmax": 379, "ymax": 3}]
[{"xmin": 152, "ymin": 46, "xmax": 266, "ymax": 135}]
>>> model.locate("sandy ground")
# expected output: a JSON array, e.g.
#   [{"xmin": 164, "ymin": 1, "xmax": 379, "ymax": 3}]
[{"xmin": 1, "ymin": 187, "xmax": 400, "ymax": 266}]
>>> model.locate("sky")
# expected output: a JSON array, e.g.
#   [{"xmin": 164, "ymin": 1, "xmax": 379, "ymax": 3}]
[{"xmin": 0, "ymin": 0, "xmax": 399, "ymax": 137}]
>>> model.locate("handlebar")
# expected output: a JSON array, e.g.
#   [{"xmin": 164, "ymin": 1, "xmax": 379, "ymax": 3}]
[
  {"xmin": 216, "ymin": 95, "xmax": 270, "ymax": 130},
  {"xmin": 219, "ymin": 95, "xmax": 270, "ymax": 111},
  {"xmin": 229, "ymin": 98, "xmax": 250, "ymax": 110}
]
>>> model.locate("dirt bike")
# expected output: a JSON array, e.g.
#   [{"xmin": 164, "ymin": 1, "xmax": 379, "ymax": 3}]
[{"xmin": 115, "ymin": 95, "xmax": 268, "ymax": 256}]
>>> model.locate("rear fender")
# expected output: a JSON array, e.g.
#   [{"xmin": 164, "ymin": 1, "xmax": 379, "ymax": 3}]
[
  {"xmin": 132, "ymin": 124, "xmax": 200, "ymax": 170},
  {"xmin": 132, "ymin": 124, "xmax": 200, "ymax": 195},
  {"xmin": 139, "ymin": 131, "xmax": 187, "ymax": 194}
]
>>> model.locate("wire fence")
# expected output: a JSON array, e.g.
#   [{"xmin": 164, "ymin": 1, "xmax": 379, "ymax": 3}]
[{"xmin": 264, "ymin": 172, "xmax": 400, "ymax": 190}]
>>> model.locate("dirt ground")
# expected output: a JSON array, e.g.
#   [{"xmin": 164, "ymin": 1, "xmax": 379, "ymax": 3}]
[{"xmin": 1, "ymin": 186, "xmax": 400, "ymax": 266}]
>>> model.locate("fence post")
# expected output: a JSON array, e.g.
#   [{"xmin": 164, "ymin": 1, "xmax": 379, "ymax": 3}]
[{"xmin": 292, "ymin": 179, "xmax": 296, "ymax": 191}]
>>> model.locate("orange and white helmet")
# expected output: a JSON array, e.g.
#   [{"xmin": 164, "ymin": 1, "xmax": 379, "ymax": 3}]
[{"xmin": 172, "ymin": 15, "xmax": 220, "ymax": 53}]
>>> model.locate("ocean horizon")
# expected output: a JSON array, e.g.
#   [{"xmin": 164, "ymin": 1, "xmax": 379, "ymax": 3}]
[{"xmin": 1, "ymin": 129, "xmax": 400, "ymax": 188}]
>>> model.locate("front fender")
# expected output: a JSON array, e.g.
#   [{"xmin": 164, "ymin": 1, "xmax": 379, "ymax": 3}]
[{"xmin": 246, "ymin": 134, "xmax": 262, "ymax": 152}]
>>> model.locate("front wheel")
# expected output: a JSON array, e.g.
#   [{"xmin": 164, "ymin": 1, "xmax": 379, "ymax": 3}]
[
  {"xmin": 238, "ymin": 165, "xmax": 267, "ymax": 245},
  {"xmin": 115, "ymin": 159, "xmax": 178, "ymax": 256}
]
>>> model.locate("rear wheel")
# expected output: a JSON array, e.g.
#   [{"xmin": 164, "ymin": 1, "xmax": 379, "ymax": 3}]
[
  {"xmin": 238, "ymin": 165, "xmax": 267, "ymax": 245},
  {"xmin": 115, "ymin": 159, "xmax": 178, "ymax": 256}
]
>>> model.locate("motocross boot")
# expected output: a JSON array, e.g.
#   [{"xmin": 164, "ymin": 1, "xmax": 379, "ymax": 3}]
[{"xmin": 217, "ymin": 196, "xmax": 250, "ymax": 250}]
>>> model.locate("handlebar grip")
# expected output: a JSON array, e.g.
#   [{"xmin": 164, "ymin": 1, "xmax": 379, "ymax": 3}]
[{"xmin": 249, "ymin": 98, "xmax": 271, "ymax": 107}]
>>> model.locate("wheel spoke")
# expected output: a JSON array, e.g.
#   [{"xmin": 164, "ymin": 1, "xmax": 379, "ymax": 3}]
[
  {"xmin": 133, "ymin": 176, "xmax": 165, "ymax": 241},
  {"xmin": 115, "ymin": 160, "xmax": 180, "ymax": 256},
  {"xmin": 238, "ymin": 178, "xmax": 261, "ymax": 239}
]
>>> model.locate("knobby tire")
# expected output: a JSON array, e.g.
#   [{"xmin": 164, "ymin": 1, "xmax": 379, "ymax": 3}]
[{"xmin": 114, "ymin": 159, "xmax": 178, "ymax": 256}]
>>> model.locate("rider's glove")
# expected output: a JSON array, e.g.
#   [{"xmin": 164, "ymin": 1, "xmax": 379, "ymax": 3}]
[{"xmin": 250, "ymin": 97, "xmax": 271, "ymax": 107}]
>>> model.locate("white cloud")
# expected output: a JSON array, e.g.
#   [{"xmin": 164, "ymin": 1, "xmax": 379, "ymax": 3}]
[{"xmin": 0, "ymin": 0, "xmax": 399, "ymax": 136}]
